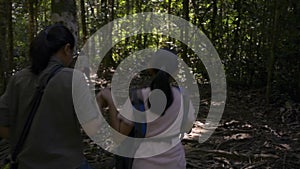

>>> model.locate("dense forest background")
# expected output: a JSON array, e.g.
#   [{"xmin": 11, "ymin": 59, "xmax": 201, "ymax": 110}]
[
  {"xmin": 0, "ymin": 0, "xmax": 299, "ymax": 102},
  {"xmin": 0, "ymin": 0, "xmax": 299, "ymax": 168}
]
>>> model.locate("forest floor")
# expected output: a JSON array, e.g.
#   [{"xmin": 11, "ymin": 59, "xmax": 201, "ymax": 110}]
[
  {"xmin": 0, "ymin": 75, "xmax": 299, "ymax": 169},
  {"xmin": 84, "ymin": 84, "xmax": 300, "ymax": 169}
]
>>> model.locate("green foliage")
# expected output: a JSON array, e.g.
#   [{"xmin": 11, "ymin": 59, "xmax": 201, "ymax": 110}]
[{"xmin": 1, "ymin": 0, "xmax": 299, "ymax": 100}]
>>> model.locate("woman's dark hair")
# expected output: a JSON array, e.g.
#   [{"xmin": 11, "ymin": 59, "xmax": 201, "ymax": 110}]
[
  {"xmin": 30, "ymin": 24, "xmax": 75, "ymax": 74},
  {"xmin": 148, "ymin": 69, "xmax": 174, "ymax": 116},
  {"xmin": 148, "ymin": 49, "xmax": 178, "ymax": 116}
]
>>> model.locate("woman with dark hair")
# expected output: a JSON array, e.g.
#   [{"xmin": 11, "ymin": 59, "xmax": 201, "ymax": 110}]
[
  {"xmin": 0, "ymin": 24, "xmax": 98, "ymax": 169},
  {"xmin": 98, "ymin": 49, "xmax": 195, "ymax": 169}
]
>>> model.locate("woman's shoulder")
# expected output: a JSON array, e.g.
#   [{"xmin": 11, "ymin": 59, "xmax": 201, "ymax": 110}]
[
  {"xmin": 56, "ymin": 68, "xmax": 85, "ymax": 79},
  {"xmin": 11, "ymin": 67, "xmax": 37, "ymax": 83},
  {"xmin": 140, "ymin": 87, "xmax": 151, "ymax": 94},
  {"xmin": 139, "ymin": 86, "xmax": 181, "ymax": 97},
  {"xmin": 14, "ymin": 67, "xmax": 34, "ymax": 76}
]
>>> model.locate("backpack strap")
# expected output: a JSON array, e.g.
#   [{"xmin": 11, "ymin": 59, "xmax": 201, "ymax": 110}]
[
  {"xmin": 130, "ymin": 89, "xmax": 147, "ymax": 138},
  {"xmin": 11, "ymin": 65, "xmax": 63, "ymax": 166}
]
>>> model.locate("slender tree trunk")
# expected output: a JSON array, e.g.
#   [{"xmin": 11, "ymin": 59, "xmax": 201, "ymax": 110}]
[
  {"xmin": 43, "ymin": 1, "xmax": 50, "ymax": 25},
  {"xmin": 233, "ymin": 0, "xmax": 241, "ymax": 82},
  {"xmin": 87, "ymin": 0, "xmax": 96, "ymax": 33},
  {"xmin": 126, "ymin": 0, "xmax": 130, "ymax": 13},
  {"xmin": 191, "ymin": 0, "xmax": 198, "ymax": 25},
  {"xmin": 295, "ymin": 0, "xmax": 300, "ymax": 101},
  {"xmin": 28, "ymin": 0, "xmax": 35, "ymax": 57},
  {"xmin": 167, "ymin": 0, "xmax": 172, "ymax": 48},
  {"xmin": 182, "ymin": 0, "xmax": 189, "ymax": 59},
  {"xmin": 219, "ymin": 0, "xmax": 224, "ymax": 52},
  {"xmin": 125, "ymin": 0, "xmax": 130, "ymax": 51},
  {"xmin": 248, "ymin": 27, "xmax": 255, "ymax": 86},
  {"xmin": 136, "ymin": 0, "xmax": 142, "ymax": 50},
  {"xmin": 211, "ymin": 0, "xmax": 218, "ymax": 42},
  {"xmin": 88, "ymin": 0, "xmax": 96, "ymax": 19},
  {"xmin": 80, "ymin": 0, "xmax": 87, "ymax": 43},
  {"xmin": 103, "ymin": 0, "xmax": 108, "ymax": 25},
  {"xmin": 96, "ymin": 0, "xmax": 101, "ymax": 27},
  {"xmin": 105, "ymin": 0, "xmax": 114, "ymax": 66},
  {"xmin": 0, "ymin": 0, "xmax": 8, "ymax": 94},
  {"xmin": 297, "ymin": 63, "xmax": 300, "ymax": 101},
  {"xmin": 34, "ymin": 0, "xmax": 38, "ymax": 34},
  {"xmin": 266, "ymin": 0, "xmax": 279, "ymax": 103},
  {"xmin": 7, "ymin": 0, "xmax": 13, "ymax": 72}
]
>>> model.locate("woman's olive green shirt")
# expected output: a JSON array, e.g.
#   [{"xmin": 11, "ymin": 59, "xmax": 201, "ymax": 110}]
[{"xmin": 0, "ymin": 58, "xmax": 98, "ymax": 169}]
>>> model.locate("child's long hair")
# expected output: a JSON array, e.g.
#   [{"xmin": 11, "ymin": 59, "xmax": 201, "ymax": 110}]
[{"xmin": 148, "ymin": 49, "xmax": 179, "ymax": 116}]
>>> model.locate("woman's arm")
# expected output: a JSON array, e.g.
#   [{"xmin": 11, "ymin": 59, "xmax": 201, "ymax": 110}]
[{"xmin": 97, "ymin": 88, "xmax": 133, "ymax": 136}]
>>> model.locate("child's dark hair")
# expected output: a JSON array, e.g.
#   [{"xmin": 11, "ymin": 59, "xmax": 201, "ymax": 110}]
[
  {"xmin": 30, "ymin": 24, "xmax": 75, "ymax": 74},
  {"xmin": 149, "ymin": 69, "xmax": 173, "ymax": 116},
  {"xmin": 148, "ymin": 49, "xmax": 179, "ymax": 116}
]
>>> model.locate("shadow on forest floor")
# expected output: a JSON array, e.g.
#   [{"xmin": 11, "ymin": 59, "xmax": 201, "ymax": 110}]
[
  {"xmin": 182, "ymin": 87, "xmax": 300, "ymax": 169},
  {"xmin": 84, "ymin": 85, "xmax": 300, "ymax": 169}
]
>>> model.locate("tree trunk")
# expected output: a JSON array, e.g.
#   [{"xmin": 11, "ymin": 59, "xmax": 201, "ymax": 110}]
[
  {"xmin": 43, "ymin": 0, "xmax": 50, "ymax": 24},
  {"xmin": 266, "ymin": 0, "xmax": 279, "ymax": 103},
  {"xmin": 103, "ymin": 0, "xmax": 108, "ymax": 24},
  {"xmin": 80, "ymin": 0, "xmax": 87, "ymax": 43},
  {"xmin": 51, "ymin": 0, "xmax": 81, "ymax": 74},
  {"xmin": 125, "ymin": 0, "xmax": 130, "ymax": 51},
  {"xmin": 0, "ymin": 0, "xmax": 8, "ymax": 94},
  {"xmin": 295, "ymin": 0, "xmax": 300, "ymax": 101},
  {"xmin": 51, "ymin": 0, "xmax": 78, "ymax": 45},
  {"xmin": 126, "ymin": 0, "xmax": 130, "ymax": 13},
  {"xmin": 191, "ymin": 0, "xmax": 198, "ymax": 25},
  {"xmin": 182, "ymin": 0, "xmax": 189, "ymax": 60},
  {"xmin": 28, "ymin": 0, "xmax": 35, "ymax": 57},
  {"xmin": 211, "ymin": 0, "xmax": 218, "ymax": 42},
  {"xmin": 105, "ymin": 0, "xmax": 114, "ymax": 66},
  {"xmin": 136, "ymin": 0, "xmax": 142, "ymax": 50},
  {"xmin": 233, "ymin": 0, "xmax": 241, "ymax": 83},
  {"xmin": 7, "ymin": 0, "xmax": 13, "ymax": 72},
  {"xmin": 167, "ymin": 0, "xmax": 172, "ymax": 48}
]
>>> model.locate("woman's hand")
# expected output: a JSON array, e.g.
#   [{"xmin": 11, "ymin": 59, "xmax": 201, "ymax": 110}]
[
  {"xmin": 97, "ymin": 88, "xmax": 113, "ymax": 108},
  {"xmin": 96, "ymin": 88, "xmax": 134, "ymax": 136}
]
